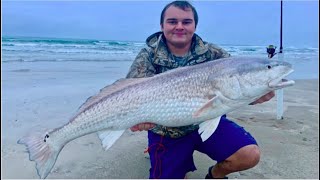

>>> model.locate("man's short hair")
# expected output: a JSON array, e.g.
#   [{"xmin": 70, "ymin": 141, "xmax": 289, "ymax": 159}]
[{"xmin": 160, "ymin": 1, "xmax": 198, "ymax": 28}]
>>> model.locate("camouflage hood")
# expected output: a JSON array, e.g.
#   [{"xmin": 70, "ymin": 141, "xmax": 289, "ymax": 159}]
[{"xmin": 145, "ymin": 31, "xmax": 211, "ymax": 68}]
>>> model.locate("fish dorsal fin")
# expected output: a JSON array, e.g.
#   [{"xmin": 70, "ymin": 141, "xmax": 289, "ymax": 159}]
[{"xmin": 77, "ymin": 78, "xmax": 148, "ymax": 113}]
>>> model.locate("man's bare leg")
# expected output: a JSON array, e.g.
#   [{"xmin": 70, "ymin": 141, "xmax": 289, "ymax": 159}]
[{"xmin": 209, "ymin": 145, "xmax": 260, "ymax": 178}]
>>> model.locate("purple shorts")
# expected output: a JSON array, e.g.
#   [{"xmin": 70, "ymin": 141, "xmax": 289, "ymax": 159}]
[{"xmin": 147, "ymin": 115, "xmax": 258, "ymax": 179}]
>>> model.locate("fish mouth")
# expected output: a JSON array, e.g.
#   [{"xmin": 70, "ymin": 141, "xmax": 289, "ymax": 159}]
[{"xmin": 268, "ymin": 69, "xmax": 295, "ymax": 89}]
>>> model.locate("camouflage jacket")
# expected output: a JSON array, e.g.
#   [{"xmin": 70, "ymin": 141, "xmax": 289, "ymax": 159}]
[{"xmin": 126, "ymin": 31, "xmax": 230, "ymax": 138}]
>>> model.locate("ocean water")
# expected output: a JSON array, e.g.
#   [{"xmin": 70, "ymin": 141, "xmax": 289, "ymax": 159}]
[{"xmin": 2, "ymin": 36, "xmax": 319, "ymax": 79}]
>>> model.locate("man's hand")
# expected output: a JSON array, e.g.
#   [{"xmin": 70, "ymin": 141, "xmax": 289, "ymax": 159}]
[
  {"xmin": 249, "ymin": 91, "xmax": 275, "ymax": 105},
  {"xmin": 130, "ymin": 123, "xmax": 156, "ymax": 132}
]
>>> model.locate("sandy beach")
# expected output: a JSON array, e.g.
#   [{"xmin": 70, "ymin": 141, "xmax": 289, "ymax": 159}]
[{"xmin": 1, "ymin": 61, "xmax": 319, "ymax": 179}]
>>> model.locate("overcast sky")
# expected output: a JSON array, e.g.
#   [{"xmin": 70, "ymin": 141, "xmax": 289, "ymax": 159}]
[{"xmin": 2, "ymin": 1, "xmax": 319, "ymax": 47}]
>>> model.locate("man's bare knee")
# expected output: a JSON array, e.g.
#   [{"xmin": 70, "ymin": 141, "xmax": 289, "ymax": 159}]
[
  {"xmin": 244, "ymin": 145, "xmax": 260, "ymax": 167},
  {"xmin": 226, "ymin": 144, "xmax": 260, "ymax": 169}
]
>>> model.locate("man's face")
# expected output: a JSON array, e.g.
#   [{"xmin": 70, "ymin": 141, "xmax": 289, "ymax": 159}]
[{"xmin": 161, "ymin": 5, "xmax": 196, "ymax": 48}]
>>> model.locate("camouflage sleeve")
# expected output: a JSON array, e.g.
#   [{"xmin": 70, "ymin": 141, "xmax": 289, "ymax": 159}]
[
  {"xmin": 207, "ymin": 43, "xmax": 231, "ymax": 59},
  {"xmin": 126, "ymin": 48, "xmax": 157, "ymax": 78}
]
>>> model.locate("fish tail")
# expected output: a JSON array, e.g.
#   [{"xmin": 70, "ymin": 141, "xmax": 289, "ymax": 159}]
[{"xmin": 17, "ymin": 133, "xmax": 63, "ymax": 179}]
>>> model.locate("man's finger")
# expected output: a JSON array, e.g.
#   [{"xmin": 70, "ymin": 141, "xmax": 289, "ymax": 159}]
[
  {"xmin": 130, "ymin": 123, "xmax": 156, "ymax": 132},
  {"xmin": 130, "ymin": 125, "xmax": 139, "ymax": 132}
]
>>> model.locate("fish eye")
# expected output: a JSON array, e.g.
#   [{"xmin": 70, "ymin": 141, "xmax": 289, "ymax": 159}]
[{"xmin": 267, "ymin": 65, "xmax": 272, "ymax": 69}]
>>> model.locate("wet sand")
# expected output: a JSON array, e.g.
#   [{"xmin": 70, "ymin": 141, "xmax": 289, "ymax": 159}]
[{"xmin": 1, "ymin": 61, "xmax": 319, "ymax": 179}]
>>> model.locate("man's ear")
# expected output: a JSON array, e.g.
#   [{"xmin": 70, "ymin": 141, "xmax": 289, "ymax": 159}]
[{"xmin": 160, "ymin": 23, "xmax": 164, "ymax": 30}]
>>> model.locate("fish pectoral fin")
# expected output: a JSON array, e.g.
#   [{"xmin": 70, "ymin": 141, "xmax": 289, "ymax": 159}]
[
  {"xmin": 193, "ymin": 94, "xmax": 218, "ymax": 118},
  {"xmin": 198, "ymin": 116, "xmax": 221, "ymax": 142},
  {"xmin": 97, "ymin": 130, "xmax": 125, "ymax": 151}
]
